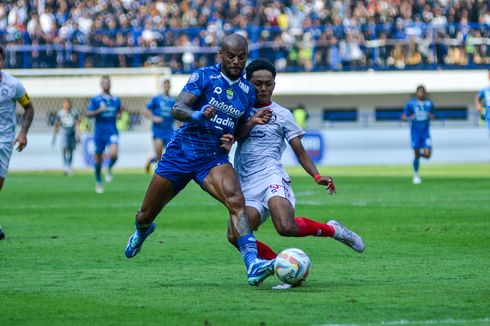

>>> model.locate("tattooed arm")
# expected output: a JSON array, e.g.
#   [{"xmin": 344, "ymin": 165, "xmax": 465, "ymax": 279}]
[{"xmin": 172, "ymin": 91, "xmax": 216, "ymax": 122}]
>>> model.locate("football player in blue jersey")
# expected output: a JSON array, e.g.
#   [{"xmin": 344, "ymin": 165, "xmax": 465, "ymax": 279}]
[
  {"xmin": 475, "ymin": 70, "xmax": 490, "ymax": 135},
  {"xmin": 124, "ymin": 34, "xmax": 276, "ymax": 286},
  {"xmin": 86, "ymin": 75, "xmax": 123, "ymax": 193},
  {"xmin": 143, "ymin": 78, "xmax": 176, "ymax": 173},
  {"xmin": 402, "ymin": 85, "xmax": 435, "ymax": 184}
]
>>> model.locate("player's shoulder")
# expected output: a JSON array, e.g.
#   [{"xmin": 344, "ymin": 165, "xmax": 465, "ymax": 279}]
[
  {"xmin": 2, "ymin": 71, "xmax": 23, "ymax": 87},
  {"xmin": 270, "ymin": 102, "xmax": 293, "ymax": 117}
]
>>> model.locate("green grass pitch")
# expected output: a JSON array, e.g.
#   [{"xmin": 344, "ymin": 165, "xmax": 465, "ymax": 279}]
[{"xmin": 1, "ymin": 164, "xmax": 489, "ymax": 325}]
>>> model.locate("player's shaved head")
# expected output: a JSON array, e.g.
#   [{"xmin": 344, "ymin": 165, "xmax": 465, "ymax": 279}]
[
  {"xmin": 219, "ymin": 34, "xmax": 249, "ymax": 80},
  {"xmin": 221, "ymin": 34, "xmax": 248, "ymax": 52}
]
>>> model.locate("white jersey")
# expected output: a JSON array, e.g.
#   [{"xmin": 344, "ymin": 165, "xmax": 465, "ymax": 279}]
[
  {"xmin": 0, "ymin": 71, "xmax": 26, "ymax": 142},
  {"xmin": 234, "ymin": 101, "xmax": 304, "ymax": 182},
  {"xmin": 56, "ymin": 108, "xmax": 80, "ymax": 137}
]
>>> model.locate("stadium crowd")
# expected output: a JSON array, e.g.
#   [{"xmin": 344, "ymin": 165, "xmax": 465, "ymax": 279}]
[{"xmin": 1, "ymin": 0, "xmax": 489, "ymax": 72}]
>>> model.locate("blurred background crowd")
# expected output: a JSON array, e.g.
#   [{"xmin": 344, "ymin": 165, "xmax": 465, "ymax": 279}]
[{"xmin": 1, "ymin": 0, "xmax": 489, "ymax": 72}]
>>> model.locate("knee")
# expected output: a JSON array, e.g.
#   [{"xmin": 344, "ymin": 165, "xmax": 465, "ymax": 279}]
[
  {"xmin": 226, "ymin": 192, "xmax": 245, "ymax": 215},
  {"xmin": 275, "ymin": 221, "xmax": 296, "ymax": 237}
]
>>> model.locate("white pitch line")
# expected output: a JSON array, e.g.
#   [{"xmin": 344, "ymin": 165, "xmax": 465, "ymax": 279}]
[{"xmin": 317, "ymin": 317, "xmax": 490, "ymax": 326}]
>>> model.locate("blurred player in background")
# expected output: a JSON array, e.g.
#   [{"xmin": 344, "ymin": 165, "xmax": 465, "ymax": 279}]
[
  {"xmin": 223, "ymin": 59, "xmax": 364, "ymax": 268},
  {"xmin": 124, "ymin": 34, "xmax": 276, "ymax": 286},
  {"xmin": 402, "ymin": 85, "xmax": 435, "ymax": 184},
  {"xmin": 143, "ymin": 78, "xmax": 176, "ymax": 173},
  {"xmin": 0, "ymin": 46, "xmax": 35, "ymax": 239},
  {"xmin": 52, "ymin": 98, "xmax": 81, "ymax": 176},
  {"xmin": 475, "ymin": 70, "xmax": 490, "ymax": 134},
  {"xmin": 86, "ymin": 75, "xmax": 123, "ymax": 193}
]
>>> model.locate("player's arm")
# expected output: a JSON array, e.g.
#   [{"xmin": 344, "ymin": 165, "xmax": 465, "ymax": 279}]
[
  {"xmin": 234, "ymin": 109, "xmax": 272, "ymax": 140},
  {"xmin": 401, "ymin": 103, "xmax": 412, "ymax": 121},
  {"xmin": 475, "ymin": 92, "xmax": 483, "ymax": 114},
  {"xmin": 289, "ymin": 136, "xmax": 336, "ymax": 194},
  {"xmin": 14, "ymin": 93, "xmax": 34, "ymax": 151},
  {"xmin": 52, "ymin": 118, "xmax": 61, "ymax": 146},
  {"xmin": 85, "ymin": 98, "xmax": 106, "ymax": 117},
  {"xmin": 172, "ymin": 91, "xmax": 215, "ymax": 122},
  {"xmin": 429, "ymin": 102, "xmax": 436, "ymax": 120}
]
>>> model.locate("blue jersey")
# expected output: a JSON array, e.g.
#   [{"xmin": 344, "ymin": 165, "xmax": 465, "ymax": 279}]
[
  {"xmin": 477, "ymin": 86, "xmax": 490, "ymax": 120},
  {"xmin": 87, "ymin": 94, "xmax": 122, "ymax": 132},
  {"xmin": 403, "ymin": 98, "xmax": 434, "ymax": 134},
  {"xmin": 146, "ymin": 94, "xmax": 175, "ymax": 130},
  {"xmin": 173, "ymin": 64, "xmax": 255, "ymax": 159}
]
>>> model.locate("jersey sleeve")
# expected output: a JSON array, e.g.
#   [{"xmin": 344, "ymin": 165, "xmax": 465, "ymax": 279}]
[
  {"xmin": 116, "ymin": 97, "xmax": 122, "ymax": 113},
  {"xmin": 87, "ymin": 97, "xmax": 98, "ymax": 112},
  {"xmin": 181, "ymin": 69, "xmax": 205, "ymax": 98},
  {"xmin": 478, "ymin": 89, "xmax": 483, "ymax": 99},
  {"xmin": 403, "ymin": 100, "xmax": 412, "ymax": 116},
  {"xmin": 14, "ymin": 80, "xmax": 26, "ymax": 100},
  {"xmin": 282, "ymin": 109, "xmax": 305, "ymax": 142},
  {"xmin": 429, "ymin": 100, "xmax": 435, "ymax": 113}
]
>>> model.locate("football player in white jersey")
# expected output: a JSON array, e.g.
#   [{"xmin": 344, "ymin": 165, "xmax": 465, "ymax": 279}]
[
  {"xmin": 0, "ymin": 46, "xmax": 34, "ymax": 191},
  {"xmin": 0, "ymin": 46, "xmax": 35, "ymax": 240},
  {"xmin": 225, "ymin": 58, "xmax": 365, "ymax": 265}
]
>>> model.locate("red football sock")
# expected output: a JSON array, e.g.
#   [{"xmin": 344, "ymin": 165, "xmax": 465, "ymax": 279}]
[
  {"xmin": 294, "ymin": 217, "xmax": 335, "ymax": 237},
  {"xmin": 256, "ymin": 240, "xmax": 277, "ymax": 259}
]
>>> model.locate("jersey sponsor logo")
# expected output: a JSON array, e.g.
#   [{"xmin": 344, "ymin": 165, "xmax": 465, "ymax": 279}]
[
  {"xmin": 249, "ymin": 129, "xmax": 266, "ymax": 138},
  {"xmin": 210, "ymin": 75, "xmax": 221, "ymax": 80},
  {"xmin": 208, "ymin": 97, "xmax": 242, "ymax": 118},
  {"xmin": 213, "ymin": 87, "xmax": 222, "ymax": 95},
  {"xmin": 226, "ymin": 88, "xmax": 234, "ymax": 100},
  {"xmin": 210, "ymin": 114, "xmax": 235, "ymax": 129},
  {"xmin": 239, "ymin": 80, "xmax": 249, "ymax": 93}
]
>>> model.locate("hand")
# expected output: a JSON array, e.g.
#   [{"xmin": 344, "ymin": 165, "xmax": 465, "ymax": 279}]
[
  {"xmin": 98, "ymin": 103, "xmax": 107, "ymax": 113},
  {"xmin": 252, "ymin": 109, "xmax": 272, "ymax": 125},
  {"xmin": 76, "ymin": 134, "xmax": 81, "ymax": 144},
  {"xmin": 191, "ymin": 105, "xmax": 216, "ymax": 121},
  {"xmin": 409, "ymin": 114, "xmax": 415, "ymax": 121},
  {"xmin": 315, "ymin": 175, "xmax": 336, "ymax": 195},
  {"xmin": 153, "ymin": 116, "xmax": 163, "ymax": 123},
  {"xmin": 219, "ymin": 134, "xmax": 235, "ymax": 153},
  {"xmin": 13, "ymin": 132, "xmax": 28, "ymax": 152}
]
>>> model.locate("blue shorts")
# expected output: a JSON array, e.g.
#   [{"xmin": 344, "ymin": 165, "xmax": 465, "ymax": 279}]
[
  {"xmin": 152, "ymin": 127, "xmax": 174, "ymax": 144},
  {"xmin": 411, "ymin": 129, "xmax": 432, "ymax": 150},
  {"xmin": 155, "ymin": 138, "xmax": 230, "ymax": 195},
  {"xmin": 94, "ymin": 129, "xmax": 119, "ymax": 154}
]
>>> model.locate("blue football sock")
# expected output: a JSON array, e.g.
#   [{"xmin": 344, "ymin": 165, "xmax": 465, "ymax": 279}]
[
  {"xmin": 413, "ymin": 158, "xmax": 420, "ymax": 173},
  {"xmin": 108, "ymin": 157, "xmax": 117, "ymax": 172},
  {"xmin": 237, "ymin": 234, "xmax": 259, "ymax": 270},
  {"xmin": 95, "ymin": 163, "xmax": 102, "ymax": 183}
]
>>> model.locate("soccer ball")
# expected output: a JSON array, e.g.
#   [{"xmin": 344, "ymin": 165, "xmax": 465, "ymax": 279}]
[{"xmin": 274, "ymin": 248, "xmax": 311, "ymax": 285}]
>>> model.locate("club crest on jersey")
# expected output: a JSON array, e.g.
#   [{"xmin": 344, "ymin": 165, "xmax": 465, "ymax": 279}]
[
  {"xmin": 226, "ymin": 88, "xmax": 234, "ymax": 100},
  {"xmin": 1, "ymin": 88, "xmax": 8, "ymax": 96}
]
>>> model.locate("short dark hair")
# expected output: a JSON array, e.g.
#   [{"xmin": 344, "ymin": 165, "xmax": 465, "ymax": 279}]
[
  {"xmin": 416, "ymin": 85, "xmax": 426, "ymax": 93},
  {"xmin": 246, "ymin": 58, "xmax": 276, "ymax": 80}
]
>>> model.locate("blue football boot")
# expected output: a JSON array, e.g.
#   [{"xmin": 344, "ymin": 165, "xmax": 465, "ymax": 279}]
[{"xmin": 125, "ymin": 223, "xmax": 156, "ymax": 258}]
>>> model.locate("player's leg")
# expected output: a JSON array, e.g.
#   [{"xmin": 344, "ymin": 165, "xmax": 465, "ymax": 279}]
[
  {"xmin": 227, "ymin": 206, "xmax": 277, "ymax": 259},
  {"xmin": 202, "ymin": 163, "xmax": 275, "ymax": 285},
  {"xmin": 145, "ymin": 138, "xmax": 163, "ymax": 174},
  {"xmin": 106, "ymin": 141, "xmax": 118, "ymax": 182},
  {"xmin": 412, "ymin": 147, "xmax": 422, "ymax": 184},
  {"xmin": 93, "ymin": 132, "xmax": 106, "ymax": 192},
  {"xmin": 125, "ymin": 174, "xmax": 176, "ymax": 258}
]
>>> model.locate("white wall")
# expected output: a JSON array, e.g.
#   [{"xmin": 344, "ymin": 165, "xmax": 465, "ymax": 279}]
[{"xmin": 8, "ymin": 127, "xmax": 490, "ymax": 171}]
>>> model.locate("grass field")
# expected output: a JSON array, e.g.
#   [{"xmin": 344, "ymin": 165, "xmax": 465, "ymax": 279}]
[{"xmin": 1, "ymin": 164, "xmax": 489, "ymax": 325}]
